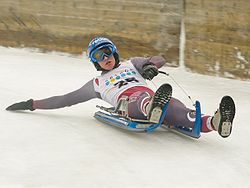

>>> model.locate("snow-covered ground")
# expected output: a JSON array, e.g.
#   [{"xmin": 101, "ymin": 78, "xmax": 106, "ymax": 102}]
[{"xmin": 1, "ymin": 47, "xmax": 250, "ymax": 188}]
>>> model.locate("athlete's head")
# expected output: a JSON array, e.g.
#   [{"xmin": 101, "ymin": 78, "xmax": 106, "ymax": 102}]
[{"xmin": 87, "ymin": 37, "xmax": 120, "ymax": 71}]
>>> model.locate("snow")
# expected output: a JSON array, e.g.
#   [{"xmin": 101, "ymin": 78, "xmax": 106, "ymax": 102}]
[{"xmin": 1, "ymin": 47, "xmax": 250, "ymax": 188}]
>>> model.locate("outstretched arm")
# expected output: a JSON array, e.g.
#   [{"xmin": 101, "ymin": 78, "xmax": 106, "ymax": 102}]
[{"xmin": 6, "ymin": 79, "xmax": 101, "ymax": 111}]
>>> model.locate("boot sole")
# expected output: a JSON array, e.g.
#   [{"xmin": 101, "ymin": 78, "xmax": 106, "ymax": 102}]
[
  {"xmin": 149, "ymin": 84, "xmax": 172, "ymax": 123},
  {"xmin": 218, "ymin": 96, "xmax": 235, "ymax": 138}
]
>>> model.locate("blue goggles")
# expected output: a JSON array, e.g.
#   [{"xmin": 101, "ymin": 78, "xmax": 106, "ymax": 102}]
[{"xmin": 90, "ymin": 44, "xmax": 116, "ymax": 62}]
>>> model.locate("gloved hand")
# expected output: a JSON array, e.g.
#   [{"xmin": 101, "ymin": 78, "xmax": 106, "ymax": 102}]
[
  {"xmin": 6, "ymin": 99, "xmax": 35, "ymax": 111},
  {"xmin": 142, "ymin": 64, "xmax": 159, "ymax": 80}
]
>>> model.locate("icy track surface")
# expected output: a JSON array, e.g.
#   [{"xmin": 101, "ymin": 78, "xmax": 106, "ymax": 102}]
[{"xmin": 1, "ymin": 47, "xmax": 250, "ymax": 188}]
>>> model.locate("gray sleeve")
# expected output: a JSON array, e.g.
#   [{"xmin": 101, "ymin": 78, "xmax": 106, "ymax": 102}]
[
  {"xmin": 33, "ymin": 79, "xmax": 101, "ymax": 109},
  {"xmin": 130, "ymin": 56, "xmax": 166, "ymax": 74}
]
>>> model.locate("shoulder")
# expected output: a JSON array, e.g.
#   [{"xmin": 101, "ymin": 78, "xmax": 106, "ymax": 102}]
[
  {"xmin": 119, "ymin": 59, "xmax": 136, "ymax": 68},
  {"xmin": 130, "ymin": 57, "xmax": 149, "ymax": 64}
]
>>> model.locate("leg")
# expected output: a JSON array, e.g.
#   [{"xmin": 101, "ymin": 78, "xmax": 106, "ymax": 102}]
[
  {"xmin": 163, "ymin": 98, "xmax": 214, "ymax": 133},
  {"xmin": 163, "ymin": 96, "xmax": 236, "ymax": 137},
  {"xmin": 127, "ymin": 91, "xmax": 151, "ymax": 120},
  {"xmin": 126, "ymin": 84, "xmax": 172, "ymax": 123}
]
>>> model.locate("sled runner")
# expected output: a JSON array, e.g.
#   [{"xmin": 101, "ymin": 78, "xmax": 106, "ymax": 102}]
[
  {"xmin": 94, "ymin": 96, "xmax": 170, "ymax": 133},
  {"xmin": 161, "ymin": 101, "xmax": 202, "ymax": 138},
  {"xmin": 94, "ymin": 97, "xmax": 202, "ymax": 138}
]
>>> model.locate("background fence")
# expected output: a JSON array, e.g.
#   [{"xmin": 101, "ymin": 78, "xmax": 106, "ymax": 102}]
[{"xmin": 0, "ymin": 0, "xmax": 249, "ymax": 80}]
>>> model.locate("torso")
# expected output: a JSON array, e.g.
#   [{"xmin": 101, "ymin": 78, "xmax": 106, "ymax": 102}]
[{"xmin": 93, "ymin": 60, "xmax": 148, "ymax": 106}]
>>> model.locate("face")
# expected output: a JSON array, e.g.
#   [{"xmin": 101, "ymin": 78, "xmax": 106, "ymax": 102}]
[{"xmin": 98, "ymin": 55, "xmax": 116, "ymax": 71}]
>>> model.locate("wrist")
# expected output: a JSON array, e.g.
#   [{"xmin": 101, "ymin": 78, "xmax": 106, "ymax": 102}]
[{"xmin": 27, "ymin": 99, "xmax": 35, "ymax": 111}]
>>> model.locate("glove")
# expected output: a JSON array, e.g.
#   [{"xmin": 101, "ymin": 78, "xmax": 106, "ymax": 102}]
[
  {"xmin": 6, "ymin": 99, "xmax": 35, "ymax": 111},
  {"xmin": 142, "ymin": 64, "xmax": 159, "ymax": 80}
]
